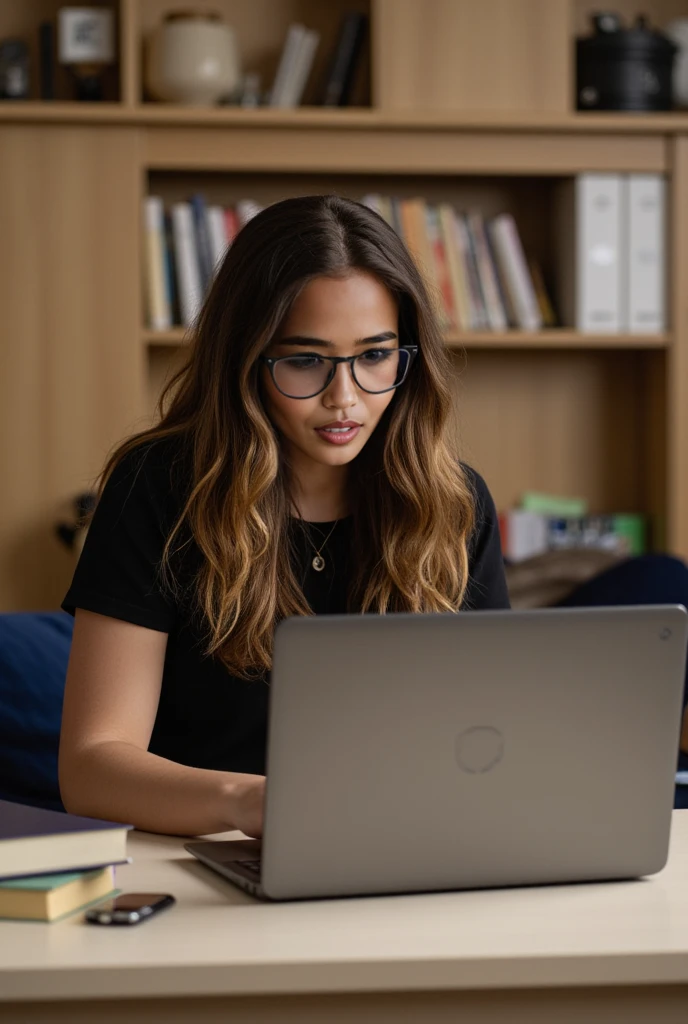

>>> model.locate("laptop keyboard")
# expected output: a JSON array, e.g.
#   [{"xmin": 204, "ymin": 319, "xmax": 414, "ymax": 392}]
[{"xmin": 237, "ymin": 859, "xmax": 262, "ymax": 876}]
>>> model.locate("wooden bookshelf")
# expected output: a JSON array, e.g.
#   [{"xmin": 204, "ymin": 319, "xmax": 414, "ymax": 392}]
[
  {"xmin": 1, "ymin": 0, "xmax": 687, "ymax": 609},
  {"xmin": 143, "ymin": 328, "xmax": 672, "ymax": 351}
]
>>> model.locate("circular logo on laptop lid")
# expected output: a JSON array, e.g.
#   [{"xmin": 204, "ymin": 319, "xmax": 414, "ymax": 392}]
[{"xmin": 455, "ymin": 726, "xmax": 504, "ymax": 774}]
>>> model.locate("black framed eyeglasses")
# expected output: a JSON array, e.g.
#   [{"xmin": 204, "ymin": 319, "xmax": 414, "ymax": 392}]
[{"xmin": 259, "ymin": 345, "xmax": 418, "ymax": 400}]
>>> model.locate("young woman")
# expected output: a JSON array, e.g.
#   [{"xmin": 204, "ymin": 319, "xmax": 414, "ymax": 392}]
[{"xmin": 59, "ymin": 194, "xmax": 510, "ymax": 839}]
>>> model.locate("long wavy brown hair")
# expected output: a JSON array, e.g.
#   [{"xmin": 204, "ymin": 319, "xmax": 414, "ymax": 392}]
[{"xmin": 100, "ymin": 194, "xmax": 475, "ymax": 678}]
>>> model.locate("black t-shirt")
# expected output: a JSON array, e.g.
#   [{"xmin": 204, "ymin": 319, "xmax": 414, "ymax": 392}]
[{"xmin": 62, "ymin": 441, "xmax": 510, "ymax": 775}]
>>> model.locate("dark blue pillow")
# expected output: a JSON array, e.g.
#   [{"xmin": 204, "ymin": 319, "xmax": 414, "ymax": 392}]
[{"xmin": 0, "ymin": 612, "xmax": 73, "ymax": 811}]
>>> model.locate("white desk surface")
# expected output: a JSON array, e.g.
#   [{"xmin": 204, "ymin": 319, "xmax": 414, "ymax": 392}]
[{"xmin": 1, "ymin": 811, "xmax": 688, "ymax": 1004}]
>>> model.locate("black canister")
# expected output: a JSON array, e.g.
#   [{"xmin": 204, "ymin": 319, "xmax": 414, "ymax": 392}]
[{"xmin": 577, "ymin": 12, "xmax": 677, "ymax": 111}]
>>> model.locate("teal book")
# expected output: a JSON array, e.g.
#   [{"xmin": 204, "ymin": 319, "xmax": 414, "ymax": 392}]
[{"xmin": 0, "ymin": 866, "xmax": 117, "ymax": 921}]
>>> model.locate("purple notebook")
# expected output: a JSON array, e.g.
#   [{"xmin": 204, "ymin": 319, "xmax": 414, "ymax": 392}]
[{"xmin": 0, "ymin": 799, "xmax": 132, "ymax": 880}]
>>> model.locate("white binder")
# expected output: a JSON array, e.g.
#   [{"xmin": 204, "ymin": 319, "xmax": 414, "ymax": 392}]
[
  {"xmin": 556, "ymin": 174, "xmax": 624, "ymax": 333},
  {"xmin": 627, "ymin": 174, "xmax": 666, "ymax": 334}
]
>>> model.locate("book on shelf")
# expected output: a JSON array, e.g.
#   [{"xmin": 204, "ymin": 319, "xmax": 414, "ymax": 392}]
[
  {"xmin": 143, "ymin": 196, "xmax": 171, "ymax": 331},
  {"xmin": 0, "ymin": 866, "xmax": 117, "ymax": 922},
  {"xmin": 147, "ymin": 191, "xmax": 550, "ymax": 334},
  {"xmin": 269, "ymin": 23, "xmax": 320, "ymax": 108},
  {"xmin": 145, "ymin": 196, "xmax": 266, "ymax": 329},
  {"xmin": 467, "ymin": 211, "xmax": 508, "ymax": 331},
  {"xmin": 170, "ymin": 203, "xmax": 202, "ymax": 327},
  {"xmin": 0, "ymin": 799, "xmax": 131, "ymax": 881},
  {"xmin": 319, "ymin": 12, "xmax": 368, "ymax": 106},
  {"xmin": 627, "ymin": 174, "xmax": 666, "ymax": 334},
  {"xmin": 488, "ymin": 214, "xmax": 543, "ymax": 331}
]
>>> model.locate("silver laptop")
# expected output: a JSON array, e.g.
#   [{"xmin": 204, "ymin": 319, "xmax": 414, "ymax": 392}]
[{"xmin": 186, "ymin": 605, "xmax": 688, "ymax": 901}]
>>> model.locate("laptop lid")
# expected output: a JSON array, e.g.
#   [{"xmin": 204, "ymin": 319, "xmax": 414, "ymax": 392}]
[{"xmin": 261, "ymin": 606, "xmax": 688, "ymax": 900}]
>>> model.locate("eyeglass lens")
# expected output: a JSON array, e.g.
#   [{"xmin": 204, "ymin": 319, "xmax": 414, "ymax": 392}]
[{"xmin": 272, "ymin": 348, "xmax": 410, "ymax": 398}]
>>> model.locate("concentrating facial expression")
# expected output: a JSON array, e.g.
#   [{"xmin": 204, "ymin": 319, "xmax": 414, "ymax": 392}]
[{"xmin": 260, "ymin": 271, "xmax": 401, "ymax": 471}]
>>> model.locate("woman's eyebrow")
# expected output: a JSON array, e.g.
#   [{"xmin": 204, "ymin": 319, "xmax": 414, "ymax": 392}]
[{"xmin": 276, "ymin": 331, "xmax": 398, "ymax": 349}]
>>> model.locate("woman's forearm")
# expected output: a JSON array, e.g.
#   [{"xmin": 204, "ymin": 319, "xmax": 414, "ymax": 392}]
[{"xmin": 59, "ymin": 740, "xmax": 259, "ymax": 837}]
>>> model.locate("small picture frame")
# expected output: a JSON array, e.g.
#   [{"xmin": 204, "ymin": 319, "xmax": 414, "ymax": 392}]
[{"xmin": 58, "ymin": 7, "xmax": 114, "ymax": 65}]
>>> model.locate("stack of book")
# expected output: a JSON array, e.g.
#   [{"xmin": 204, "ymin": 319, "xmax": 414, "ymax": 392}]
[
  {"xmin": 143, "ymin": 195, "xmax": 265, "ymax": 329},
  {"xmin": 499, "ymin": 493, "xmax": 645, "ymax": 563},
  {"xmin": 0, "ymin": 799, "xmax": 130, "ymax": 922},
  {"xmin": 256, "ymin": 13, "xmax": 367, "ymax": 109},
  {"xmin": 362, "ymin": 196, "xmax": 555, "ymax": 333},
  {"xmin": 143, "ymin": 192, "xmax": 553, "ymax": 334}
]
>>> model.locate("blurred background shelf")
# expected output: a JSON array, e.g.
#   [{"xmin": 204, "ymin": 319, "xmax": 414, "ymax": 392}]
[
  {"xmin": 142, "ymin": 328, "xmax": 671, "ymax": 350},
  {"xmin": 1, "ymin": 0, "xmax": 687, "ymax": 609}
]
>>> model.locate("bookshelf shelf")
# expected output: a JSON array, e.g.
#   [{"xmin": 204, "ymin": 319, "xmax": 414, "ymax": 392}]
[
  {"xmin": 143, "ymin": 329, "xmax": 671, "ymax": 351},
  {"xmin": 4, "ymin": 103, "xmax": 688, "ymax": 135}
]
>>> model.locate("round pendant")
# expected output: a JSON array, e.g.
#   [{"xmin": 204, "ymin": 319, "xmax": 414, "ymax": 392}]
[{"xmin": 312, "ymin": 554, "xmax": 325, "ymax": 572}]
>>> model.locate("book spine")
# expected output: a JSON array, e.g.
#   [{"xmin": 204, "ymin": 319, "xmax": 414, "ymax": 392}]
[
  {"xmin": 39, "ymin": 22, "xmax": 55, "ymax": 100},
  {"xmin": 467, "ymin": 211, "xmax": 508, "ymax": 331},
  {"xmin": 425, "ymin": 204, "xmax": 454, "ymax": 329},
  {"xmin": 627, "ymin": 174, "xmax": 666, "ymax": 334},
  {"xmin": 207, "ymin": 205, "xmax": 228, "ymax": 274},
  {"xmin": 163, "ymin": 210, "xmax": 181, "ymax": 326},
  {"xmin": 320, "ymin": 13, "xmax": 367, "ymax": 106},
  {"xmin": 489, "ymin": 214, "xmax": 542, "ymax": 331},
  {"xmin": 576, "ymin": 174, "xmax": 623, "ymax": 333},
  {"xmin": 143, "ymin": 196, "xmax": 171, "ymax": 331},
  {"xmin": 224, "ymin": 206, "xmax": 239, "ymax": 245},
  {"xmin": 269, "ymin": 24, "xmax": 307, "ymax": 107},
  {"xmin": 284, "ymin": 28, "xmax": 320, "ymax": 107},
  {"xmin": 456, "ymin": 213, "xmax": 488, "ymax": 329},
  {"xmin": 189, "ymin": 193, "xmax": 213, "ymax": 294},
  {"xmin": 170, "ymin": 202, "xmax": 203, "ymax": 327},
  {"xmin": 438, "ymin": 203, "xmax": 470, "ymax": 331}
]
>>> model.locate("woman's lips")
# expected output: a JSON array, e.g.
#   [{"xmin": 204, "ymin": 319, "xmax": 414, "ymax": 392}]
[{"xmin": 314, "ymin": 425, "xmax": 362, "ymax": 445}]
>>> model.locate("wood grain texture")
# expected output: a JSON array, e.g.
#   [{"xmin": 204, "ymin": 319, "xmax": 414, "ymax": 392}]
[
  {"xmin": 120, "ymin": 0, "xmax": 140, "ymax": 107},
  {"xmin": 0, "ymin": 125, "xmax": 146, "ymax": 609},
  {"xmin": 451, "ymin": 349, "xmax": 646, "ymax": 514},
  {"xmin": 143, "ymin": 126, "xmax": 666, "ymax": 174},
  {"xmin": 668, "ymin": 136, "xmax": 688, "ymax": 558},
  {"xmin": 374, "ymin": 0, "xmax": 570, "ymax": 112}
]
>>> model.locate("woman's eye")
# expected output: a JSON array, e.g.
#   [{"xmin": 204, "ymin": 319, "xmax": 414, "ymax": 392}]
[
  {"xmin": 360, "ymin": 348, "xmax": 394, "ymax": 364},
  {"xmin": 285, "ymin": 355, "xmax": 323, "ymax": 370}
]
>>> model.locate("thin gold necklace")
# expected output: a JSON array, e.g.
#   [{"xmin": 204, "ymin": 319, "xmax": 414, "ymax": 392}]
[{"xmin": 303, "ymin": 519, "xmax": 339, "ymax": 572}]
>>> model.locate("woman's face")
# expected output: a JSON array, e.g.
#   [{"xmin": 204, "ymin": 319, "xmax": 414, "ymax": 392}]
[{"xmin": 261, "ymin": 271, "xmax": 401, "ymax": 472}]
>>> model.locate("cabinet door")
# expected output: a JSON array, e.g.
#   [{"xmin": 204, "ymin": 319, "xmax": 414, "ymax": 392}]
[{"xmin": 0, "ymin": 125, "xmax": 145, "ymax": 609}]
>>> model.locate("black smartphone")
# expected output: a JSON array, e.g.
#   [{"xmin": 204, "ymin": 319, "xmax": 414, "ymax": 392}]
[{"xmin": 84, "ymin": 893, "xmax": 175, "ymax": 926}]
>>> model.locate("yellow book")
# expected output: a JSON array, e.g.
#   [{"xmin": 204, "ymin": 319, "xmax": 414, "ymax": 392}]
[{"xmin": 0, "ymin": 866, "xmax": 116, "ymax": 922}]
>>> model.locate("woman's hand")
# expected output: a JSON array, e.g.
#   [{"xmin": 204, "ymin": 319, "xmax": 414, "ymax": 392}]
[{"xmin": 223, "ymin": 773, "xmax": 266, "ymax": 838}]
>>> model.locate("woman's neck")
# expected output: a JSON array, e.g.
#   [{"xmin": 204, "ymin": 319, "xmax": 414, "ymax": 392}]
[{"xmin": 288, "ymin": 456, "xmax": 351, "ymax": 523}]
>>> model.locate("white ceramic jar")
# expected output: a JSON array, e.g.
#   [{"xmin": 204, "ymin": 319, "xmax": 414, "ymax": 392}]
[{"xmin": 146, "ymin": 11, "xmax": 240, "ymax": 105}]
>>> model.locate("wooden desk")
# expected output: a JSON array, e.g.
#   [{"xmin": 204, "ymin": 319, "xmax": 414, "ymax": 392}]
[{"xmin": 2, "ymin": 813, "xmax": 688, "ymax": 1024}]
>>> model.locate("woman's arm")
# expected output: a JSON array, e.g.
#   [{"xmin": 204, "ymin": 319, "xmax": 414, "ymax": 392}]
[{"xmin": 59, "ymin": 609, "xmax": 265, "ymax": 837}]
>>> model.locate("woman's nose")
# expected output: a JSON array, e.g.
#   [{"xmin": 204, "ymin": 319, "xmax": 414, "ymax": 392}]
[{"xmin": 324, "ymin": 361, "xmax": 357, "ymax": 406}]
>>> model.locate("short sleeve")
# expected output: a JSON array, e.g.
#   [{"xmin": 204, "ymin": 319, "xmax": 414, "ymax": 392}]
[
  {"xmin": 461, "ymin": 466, "xmax": 511, "ymax": 611},
  {"xmin": 61, "ymin": 443, "xmax": 180, "ymax": 632}
]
